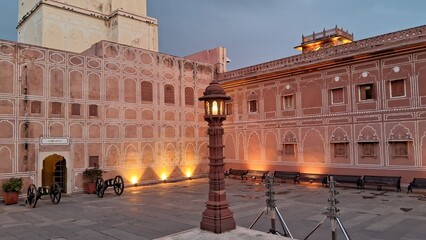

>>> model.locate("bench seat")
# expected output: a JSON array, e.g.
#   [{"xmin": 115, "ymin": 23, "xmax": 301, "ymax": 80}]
[
  {"xmin": 224, "ymin": 169, "xmax": 248, "ymax": 180},
  {"xmin": 273, "ymin": 171, "xmax": 300, "ymax": 184},
  {"xmin": 328, "ymin": 175, "xmax": 363, "ymax": 189},
  {"xmin": 407, "ymin": 178, "xmax": 426, "ymax": 193},
  {"xmin": 299, "ymin": 173, "xmax": 328, "ymax": 186},
  {"xmin": 362, "ymin": 175, "xmax": 401, "ymax": 192},
  {"xmin": 243, "ymin": 170, "xmax": 269, "ymax": 181}
]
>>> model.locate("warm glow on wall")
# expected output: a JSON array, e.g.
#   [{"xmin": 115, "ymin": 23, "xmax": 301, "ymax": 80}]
[
  {"xmin": 131, "ymin": 176, "xmax": 138, "ymax": 185},
  {"xmin": 186, "ymin": 170, "xmax": 192, "ymax": 178},
  {"xmin": 161, "ymin": 173, "xmax": 167, "ymax": 181}
]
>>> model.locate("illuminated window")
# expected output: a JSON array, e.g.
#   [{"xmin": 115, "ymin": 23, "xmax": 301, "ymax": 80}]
[
  {"xmin": 283, "ymin": 95, "xmax": 294, "ymax": 110},
  {"xmin": 31, "ymin": 101, "xmax": 41, "ymax": 114},
  {"xmin": 359, "ymin": 83, "xmax": 374, "ymax": 101},
  {"xmin": 52, "ymin": 102, "xmax": 62, "ymax": 115},
  {"xmin": 390, "ymin": 79, "xmax": 405, "ymax": 98},
  {"xmin": 331, "ymin": 88, "xmax": 344, "ymax": 104},
  {"xmin": 248, "ymin": 100, "xmax": 257, "ymax": 113},
  {"xmin": 71, "ymin": 103, "xmax": 80, "ymax": 116}
]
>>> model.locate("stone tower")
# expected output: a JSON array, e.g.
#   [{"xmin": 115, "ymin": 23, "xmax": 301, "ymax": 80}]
[{"xmin": 17, "ymin": 0, "xmax": 158, "ymax": 53}]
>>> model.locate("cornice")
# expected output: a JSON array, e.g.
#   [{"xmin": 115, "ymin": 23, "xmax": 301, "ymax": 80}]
[
  {"xmin": 217, "ymin": 25, "xmax": 426, "ymax": 84},
  {"xmin": 17, "ymin": 0, "xmax": 157, "ymax": 29}
]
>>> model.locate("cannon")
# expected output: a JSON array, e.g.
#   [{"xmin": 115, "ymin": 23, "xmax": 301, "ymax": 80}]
[
  {"xmin": 95, "ymin": 175, "xmax": 124, "ymax": 198},
  {"xmin": 26, "ymin": 183, "xmax": 62, "ymax": 208}
]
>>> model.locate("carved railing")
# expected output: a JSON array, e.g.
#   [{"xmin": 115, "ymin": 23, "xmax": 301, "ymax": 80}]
[
  {"xmin": 217, "ymin": 25, "xmax": 426, "ymax": 81},
  {"xmin": 302, "ymin": 26, "xmax": 353, "ymax": 43}
]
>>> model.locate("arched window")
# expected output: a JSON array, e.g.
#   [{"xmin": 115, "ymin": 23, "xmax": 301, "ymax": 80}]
[
  {"xmin": 141, "ymin": 81, "xmax": 153, "ymax": 102},
  {"xmin": 164, "ymin": 84, "xmax": 175, "ymax": 104}
]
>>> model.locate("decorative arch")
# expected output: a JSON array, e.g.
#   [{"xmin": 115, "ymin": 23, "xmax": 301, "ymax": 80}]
[
  {"xmin": 198, "ymin": 142, "xmax": 209, "ymax": 161},
  {"xmin": 185, "ymin": 143, "xmax": 196, "ymax": 163},
  {"xmin": 224, "ymin": 133, "xmax": 236, "ymax": 160},
  {"xmin": 0, "ymin": 99, "xmax": 14, "ymax": 115},
  {"xmin": 48, "ymin": 122, "xmax": 64, "ymax": 137},
  {"xmin": 0, "ymin": 61, "xmax": 14, "ymax": 93},
  {"xmin": 69, "ymin": 123, "xmax": 83, "ymax": 139},
  {"xmin": 124, "ymin": 108, "xmax": 137, "ymax": 119},
  {"xmin": 185, "ymin": 126, "xmax": 195, "ymax": 138},
  {"xmin": 69, "ymin": 70, "xmax": 83, "ymax": 99},
  {"xmin": 106, "ymin": 145, "xmax": 120, "ymax": 166},
  {"xmin": 358, "ymin": 126, "xmax": 379, "ymax": 142},
  {"xmin": 105, "ymin": 106, "xmax": 120, "ymax": 119},
  {"xmin": 301, "ymin": 129, "xmax": 325, "ymax": 163},
  {"xmin": 124, "ymin": 144, "xmax": 138, "ymax": 166},
  {"xmin": 0, "ymin": 146, "xmax": 13, "ymax": 173},
  {"xmin": 331, "ymin": 127, "xmax": 349, "ymax": 142},
  {"xmin": 265, "ymin": 130, "xmax": 278, "ymax": 161},
  {"xmin": 105, "ymin": 124, "xmax": 120, "ymax": 138},
  {"xmin": 124, "ymin": 124, "xmax": 138, "ymax": 138},
  {"xmin": 163, "ymin": 143, "xmax": 177, "ymax": 166},
  {"xmin": 88, "ymin": 123, "xmax": 101, "ymax": 139},
  {"xmin": 0, "ymin": 120, "xmax": 13, "ymax": 138},
  {"xmin": 388, "ymin": 124, "xmax": 413, "ymax": 141},
  {"xmin": 142, "ymin": 144, "xmax": 155, "ymax": 164},
  {"xmin": 49, "ymin": 67, "xmax": 64, "ymax": 98},
  {"xmin": 247, "ymin": 131, "xmax": 261, "ymax": 161},
  {"xmin": 142, "ymin": 125, "xmax": 154, "ymax": 138}
]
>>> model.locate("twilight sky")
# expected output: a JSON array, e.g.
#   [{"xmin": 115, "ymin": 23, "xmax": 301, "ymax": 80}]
[{"xmin": 0, "ymin": 0, "xmax": 425, "ymax": 70}]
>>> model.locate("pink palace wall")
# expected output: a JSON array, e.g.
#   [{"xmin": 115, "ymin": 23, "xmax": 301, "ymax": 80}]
[
  {"xmin": 218, "ymin": 25, "xmax": 426, "ymax": 185},
  {"xmin": 0, "ymin": 40, "xmax": 211, "ymax": 193}
]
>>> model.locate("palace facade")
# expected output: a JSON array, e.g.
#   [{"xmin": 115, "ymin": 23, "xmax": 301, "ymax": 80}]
[
  {"xmin": 218, "ymin": 25, "xmax": 426, "ymax": 184},
  {"xmin": 1, "ymin": 1, "xmax": 426, "ymax": 195}
]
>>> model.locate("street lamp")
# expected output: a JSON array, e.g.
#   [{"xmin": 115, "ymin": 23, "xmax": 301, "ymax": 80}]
[{"xmin": 199, "ymin": 80, "xmax": 236, "ymax": 233}]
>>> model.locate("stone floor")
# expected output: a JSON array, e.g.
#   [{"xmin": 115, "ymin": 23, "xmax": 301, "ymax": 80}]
[{"xmin": 0, "ymin": 177, "xmax": 426, "ymax": 239}]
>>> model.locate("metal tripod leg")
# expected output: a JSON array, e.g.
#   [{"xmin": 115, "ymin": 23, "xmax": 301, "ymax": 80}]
[
  {"xmin": 303, "ymin": 215, "xmax": 327, "ymax": 240},
  {"xmin": 275, "ymin": 206, "xmax": 294, "ymax": 239},
  {"xmin": 336, "ymin": 217, "xmax": 351, "ymax": 240},
  {"xmin": 249, "ymin": 207, "xmax": 266, "ymax": 229}
]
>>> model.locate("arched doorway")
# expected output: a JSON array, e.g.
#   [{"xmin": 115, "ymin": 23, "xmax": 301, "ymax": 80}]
[{"xmin": 42, "ymin": 154, "xmax": 67, "ymax": 192}]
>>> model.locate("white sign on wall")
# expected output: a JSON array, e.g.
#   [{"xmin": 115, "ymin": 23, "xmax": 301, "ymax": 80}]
[{"xmin": 40, "ymin": 138, "xmax": 70, "ymax": 145}]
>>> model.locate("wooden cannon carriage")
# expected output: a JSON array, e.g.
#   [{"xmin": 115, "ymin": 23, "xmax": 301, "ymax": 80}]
[
  {"xmin": 95, "ymin": 175, "xmax": 125, "ymax": 198},
  {"xmin": 26, "ymin": 183, "xmax": 62, "ymax": 208}
]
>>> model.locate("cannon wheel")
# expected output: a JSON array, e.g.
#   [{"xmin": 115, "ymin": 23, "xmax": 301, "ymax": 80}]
[
  {"xmin": 96, "ymin": 178, "xmax": 105, "ymax": 198},
  {"xmin": 50, "ymin": 183, "xmax": 62, "ymax": 204},
  {"xmin": 27, "ymin": 184, "xmax": 38, "ymax": 208},
  {"xmin": 113, "ymin": 175, "xmax": 124, "ymax": 195}
]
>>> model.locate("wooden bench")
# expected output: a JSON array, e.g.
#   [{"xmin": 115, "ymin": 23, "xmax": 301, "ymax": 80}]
[
  {"xmin": 242, "ymin": 170, "xmax": 269, "ymax": 181},
  {"xmin": 224, "ymin": 168, "xmax": 248, "ymax": 180},
  {"xmin": 362, "ymin": 175, "xmax": 401, "ymax": 192},
  {"xmin": 328, "ymin": 175, "xmax": 363, "ymax": 189},
  {"xmin": 273, "ymin": 171, "xmax": 300, "ymax": 184},
  {"xmin": 407, "ymin": 178, "xmax": 426, "ymax": 193},
  {"xmin": 299, "ymin": 173, "xmax": 328, "ymax": 187}
]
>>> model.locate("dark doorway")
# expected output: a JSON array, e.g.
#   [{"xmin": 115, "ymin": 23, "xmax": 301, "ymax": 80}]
[{"xmin": 42, "ymin": 154, "xmax": 67, "ymax": 193}]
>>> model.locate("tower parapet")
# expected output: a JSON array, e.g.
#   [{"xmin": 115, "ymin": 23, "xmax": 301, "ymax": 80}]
[
  {"xmin": 17, "ymin": 0, "xmax": 158, "ymax": 53},
  {"xmin": 295, "ymin": 26, "xmax": 353, "ymax": 53}
]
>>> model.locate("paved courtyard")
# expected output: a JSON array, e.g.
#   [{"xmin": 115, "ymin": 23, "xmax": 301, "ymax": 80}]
[{"xmin": 1, "ymin": 177, "xmax": 426, "ymax": 240}]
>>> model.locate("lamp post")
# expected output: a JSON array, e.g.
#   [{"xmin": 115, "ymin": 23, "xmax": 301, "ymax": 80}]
[{"xmin": 199, "ymin": 80, "xmax": 236, "ymax": 233}]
